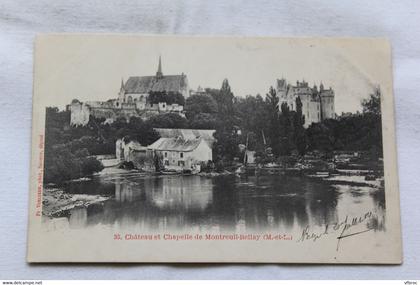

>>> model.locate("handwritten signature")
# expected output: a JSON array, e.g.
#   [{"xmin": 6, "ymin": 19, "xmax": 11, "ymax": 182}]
[{"xmin": 297, "ymin": 211, "xmax": 378, "ymax": 251}]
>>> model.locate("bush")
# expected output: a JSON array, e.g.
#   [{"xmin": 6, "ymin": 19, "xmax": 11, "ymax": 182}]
[
  {"xmin": 44, "ymin": 145, "xmax": 104, "ymax": 185},
  {"xmin": 81, "ymin": 157, "xmax": 104, "ymax": 176}
]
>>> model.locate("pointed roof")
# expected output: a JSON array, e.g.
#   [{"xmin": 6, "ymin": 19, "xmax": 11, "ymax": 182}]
[
  {"xmin": 156, "ymin": 56, "xmax": 163, "ymax": 77},
  {"xmin": 148, "ymin": 137, "xmax": 204, "ymax": 152},
  {"xmin": 124, "ymin": 75, "xmax": 187, "ymax": 94},
  {"xmin": 122, "ymin": 56, "xmax": 188, "ymax": 94},
  {"xmin": 154, "ymin": 128, "xmax": 216, "ymax": 146}
]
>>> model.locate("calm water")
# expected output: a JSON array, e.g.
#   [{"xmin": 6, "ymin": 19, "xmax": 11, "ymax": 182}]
[{"xmin": 55, "ymin": 170, "xmax": 386, "ymax": 233}]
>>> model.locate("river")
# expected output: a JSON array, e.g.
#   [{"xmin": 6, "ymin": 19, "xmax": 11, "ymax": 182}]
[{"xmin": 44, "ymin": 168, "xmax": 386, "ymax": 235}]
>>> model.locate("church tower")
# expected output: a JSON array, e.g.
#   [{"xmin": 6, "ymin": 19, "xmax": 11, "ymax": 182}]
[
  {"xmin": 156, "ymin": 56, "xmax": 163, "ymax": 79},
  {"xmin": 118, "ymin": 78, "xmax": 125, "ymax": 104}
]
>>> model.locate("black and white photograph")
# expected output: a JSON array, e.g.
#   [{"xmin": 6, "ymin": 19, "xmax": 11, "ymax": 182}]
[{"xmin": 26, "ymin": 35, "xmax": 401, "ymax": 263}]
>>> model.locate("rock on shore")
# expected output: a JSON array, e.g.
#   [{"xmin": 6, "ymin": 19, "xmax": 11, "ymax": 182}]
[{"xmin": 42, "ymin": 187, "xmax": 109, "ymax": 218}]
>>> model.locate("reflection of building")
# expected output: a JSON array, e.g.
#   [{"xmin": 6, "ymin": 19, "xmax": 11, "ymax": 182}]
[
  {"xmin": 146, "ymin": 176, "xmax": 213, "ymax": 210},
  {"xmin": 244, "ymin": 150, "xmax": 256, "ymax": 164},
  {"xmin": 69, "ymin": 57, "xmax": 188, "ymax": 126},
  {"xmin": 276, "ymin": 78, "xmax": 335, "ymax": 127},
  {"xmin": 114, "ymin": 178, "xmax": 143, "ymax": 203}
]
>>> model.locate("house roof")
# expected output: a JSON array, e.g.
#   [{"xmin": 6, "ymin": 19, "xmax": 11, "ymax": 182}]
[
  {"xmin": 124, "ymin": 75, "xmax": 187, "ymax": 94},
  {"xmin": 154, "ymin": 128, "xmax": 216, "ymax": 146},
  {"xmin": 148, "ymin": 137, "xmax": 204, "ymax": 152}
]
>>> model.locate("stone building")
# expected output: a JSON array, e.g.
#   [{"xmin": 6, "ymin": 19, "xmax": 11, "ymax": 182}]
[
  {"xmin": 116, "ymin": 128, "xmax": 216, "ymax": 172},
  {"xmin": 148, "ymin": 137, "xmax": 212, "ymax": 172},
  {"xmin": 115, "ymin": 138, "xmax": 155, "ymax": 171},
  {"xmin": 276, "ymin": 78, "xmax": 335, "ymax": 127},
  {"xmin": 69, "ymin": 57, "xmax": 188, "ymax": 126}
]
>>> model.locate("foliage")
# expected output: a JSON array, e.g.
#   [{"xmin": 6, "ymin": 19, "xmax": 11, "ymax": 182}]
[
  {"xmin": 43, "ymin": 108, "xmax": 160, "ymax": 184},
  {"xmin": 362, "ymin": 87, "xmax": 381, "ymax": 115},
  {"xmin": 210, "ymin": 79, "xmax": 240, "ymax": 164},
  {"xmin": 148, "ymin": 91, "xmax": 185, "ymax": 106},
  {"xmin": 147, "ymin": 113, "xmax": 188, "ymax": 129},
  {"xmin": 306, "ymin": 88, "xmax": 383, "ymax": 157},
  {"xmin": 44, "ymin": 144, "xmax": 104, "ymax": 185},
  {"xmin": 185, "ymin": 94, "xmax": 219, "ymax": 129},
  {"xmin": 118, "ymin": 116, "xmax": 160, "ymax": 146},
  {"xmin": 213, "ymin": 128, "xmax": 240, "ymax": 163},
  {"xmin": 234, "ymin": 95, "xmax": 270, "ymax": 151},
  {"xmin": 265, "ymin": 87, "xmax": 282, "ymax": 156},
  {"xmin": 188, "ymin": 113, "xmax": 219, "ymax": 129},
  {"xmin": 185, "ymin": 94, "xmax": 218, "ymax": 119},
  {"xmin": 44, "ymin": 80, "xmax": 384, "ymax": 180}
]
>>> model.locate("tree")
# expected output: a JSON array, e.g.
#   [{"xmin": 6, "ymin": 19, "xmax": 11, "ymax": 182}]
[
  {"xmin": 235, "ymin": 95, "xmax": 269, "ymax": 140},
  {"xmin": 362, "ymin": 87, "xmax": 381, "ymax": 115},
  {"xmin": 293, "ymin": 97, "xmax": 307, "ymax": 155},
  {"xmin": 212, "ymin": 128, "xmax": 239, "ymax": 164},
  {"xmin": 147, "ymin": 113, "xmax": 188, "ymax": 129},
  {"xmin": 279, "ymin": 102, "xmax": 293, "ymax": 156},
  {"xmin": 305, "ymin": 87, "xmax": 384, "ymax": 158},
  {"xmin": 265, "ymin": 86, "xmax": 281, "ymax": 156},
  {"xmin": 148, "ymin": 91, "xmax": 185, "ymax": 106},
  {"xmin": 185, "ymin": 94, "xmax": 218, "ymax": 120},
  {"xmin": 188, "ymin": 113, "xmax": 218, "ymax": 129},
  {"xmin": 209, "ymin": 79, "xmax": 239, "ymax": 165}
]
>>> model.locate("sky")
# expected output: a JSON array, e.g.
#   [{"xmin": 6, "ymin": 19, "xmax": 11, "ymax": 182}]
[{"xmin": 35, "ymin": 35, "xmax": 392, "ymax": 114}]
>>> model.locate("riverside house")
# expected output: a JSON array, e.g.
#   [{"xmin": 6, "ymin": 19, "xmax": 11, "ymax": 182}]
[{"xmin": 148, "ymin": 137, "xmax": 212, "ymax": 172}]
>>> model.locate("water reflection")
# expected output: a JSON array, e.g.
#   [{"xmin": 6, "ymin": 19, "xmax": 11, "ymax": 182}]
[{"xmin": 60, "ymin": 172, "xmax": 386, "ymax": 233}]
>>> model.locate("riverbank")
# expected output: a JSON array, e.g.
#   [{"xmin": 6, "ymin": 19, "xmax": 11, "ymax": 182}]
[{"xmin": 42, "ymin": 187, "xmax": 110, "ymax": 218}]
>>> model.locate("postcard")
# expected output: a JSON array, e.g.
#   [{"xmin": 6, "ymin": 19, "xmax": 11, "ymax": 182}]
[{"xmin": 27, "ymin": 35, "xmax": 402, "ymax": 263}]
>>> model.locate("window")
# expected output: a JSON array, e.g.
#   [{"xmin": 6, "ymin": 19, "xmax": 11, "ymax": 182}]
[
  {"xmin": 178, "ymin": 161, "xmax": 185, "ymax": 167},
  {"xmin": 164, "ymin": 152, "xmax": 167, "ymax": 158},
  {"xmin": 180, "ymin": 152, "xmax": 183, "ymax": 158},
  {"xmin": 164, "ymin": 160, "xmax": 169, "ymax": 166}
]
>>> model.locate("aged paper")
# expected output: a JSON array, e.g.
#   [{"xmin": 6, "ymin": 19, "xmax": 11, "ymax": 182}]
[{"xmin": 27, "ymin": 35, "xmax": 402, "ymax": 263}]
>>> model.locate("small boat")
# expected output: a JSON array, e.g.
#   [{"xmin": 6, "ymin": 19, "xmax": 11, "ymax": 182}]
[
  {"xmin": 183, "ymin": 169, "xmax": 200, "ymax": 175},
  {"xmin": 264, "ymin": 162, "xmax": 280, "ymax": 168},
  {"xmin": 315, "ymin": 171, "xmax": 330, "ymax": 178},
  {"xmin": 159, "ymin": 170, "xmax": 181, "ymax": 175},
  {"xmin": 235, "ymin": 166, "xmax": 246, "ymax": 176},
  {"xmin": 365, "ymin": 174, "xmax": 376, "ymax": 181}
]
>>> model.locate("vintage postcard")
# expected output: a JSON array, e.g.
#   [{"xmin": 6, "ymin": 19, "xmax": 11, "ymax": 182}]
[{"xmin": 27, "ymin": 35, "xmax": 402, "ymax": 263}]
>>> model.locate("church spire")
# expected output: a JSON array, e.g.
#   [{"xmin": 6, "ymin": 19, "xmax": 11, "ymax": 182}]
[
  {"xmin": 120, "ymin": 78, "xmax": 125, "ymax": 91},
  {"xmin": 156, "ymin": 56, "xmax": 163, "ymax": 78}
]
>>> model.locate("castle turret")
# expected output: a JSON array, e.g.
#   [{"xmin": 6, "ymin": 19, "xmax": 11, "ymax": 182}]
[{"xmin": 320, "ymin": 85, "xmax": 335, "ymax": 120}]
